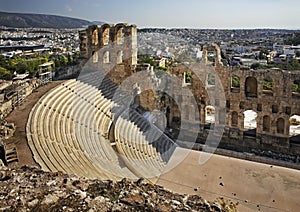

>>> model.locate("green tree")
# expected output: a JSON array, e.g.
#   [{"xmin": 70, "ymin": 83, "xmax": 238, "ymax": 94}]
[
  {"xmin": 250, "ymin": 63, "xmax": 261, "ymax": 70},
  {"xmin": 67, "ymin": 54, "xmax": 74, "ymax": 65},
  {"xmin": 0, "ymin": 67, "xmax": 12, "ymax": 80},
  {"xmin": 15, "ymin": 61, "xmax": 28, "ymax": 74},
  {"xmin": 286, "ymin": 33, "xmax": 300, "ymax": 45},
  {"xmin": 259, "ymin": 48, "xmax": 269, "ymax": 60},
  {"xmin": 139, "ymin": 55, "xmax": 157, "ymax": 67},
  {"xmin": 60, "ymin": 55, "xmax": 68, "ymax": 66}
]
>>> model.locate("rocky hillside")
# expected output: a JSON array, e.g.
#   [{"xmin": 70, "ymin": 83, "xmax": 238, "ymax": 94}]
[
  {"xmin": 0, "ymin": 11, "xmax": 99, "ymax": 28},
  {"xmin": 0, "ymin": 166, "xmax": 238, "ymax": 211}
]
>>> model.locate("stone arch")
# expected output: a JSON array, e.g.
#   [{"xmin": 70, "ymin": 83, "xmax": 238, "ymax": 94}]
[
  {"xmin": 231, "ymin": 75, "xmax": 240, "ymax": 88},
  {"xmin": 183, "ymin": 72, "xmax": 192, "ymax": 85},
  {"xmin": 289, "ymin": 114, "xmax": 300, "ymax": 136},
  {"xmin": 92, "ymin": 28, "xmax": 98, "ymax": 45},
  {"xmin": 263, "ymin": 115, "xmax": 271, "ymax": 132},
  {"xmin": 205, "ymin": 105, "xmax": 215, "ymax": 123},
  {"xmin": 231, "ymin": 111, "xmax": 238, "ymax": 127},
  {"xmin": 92, "ymin": 51, "xmax": 98, "ymax": 63},
  {"xmin": 276, "ymin": 117, "xmax": 285, "ymax": 134},
  {"xmin": 103, "ymin": 51, "xmax": 110, "ymax": 64},
  {"xmin": 202, "ymin": 44, "xmax": 221, "ymax": 66},
  {"xmin": 245, "ymin": 77, "xmax": 257, "ymax": 97},
  {"xmin": 101, "ymin": 25, "xmax": 110, "ymax": 46},
  {"xmin": 116, "ymin": 24, "xmax": 125, "ymax": 45},
  {"xmin": 243, "ymin": 110, "xmax": 257, "ymax": 137},
  {"xmin": 243, "ymin": 110, "xmax": 257, "ymax": 129},
  {"xmin": 292, "ymin": 79, "xmax": 300, "ymax": 97},
  {"xmin": 117, "ymin": 50, "xmax": 123, "ymax": 64},
  {"xmin": 231, "ymin": 75, "xmax": 240, "ymax": 92},
  {"xmin": 207, "ymin": 73, "xmax": 215, "ymax": 86},
  {"xmin": 263, "ymin": 77, "xmax": 273, "ymax": 95}
]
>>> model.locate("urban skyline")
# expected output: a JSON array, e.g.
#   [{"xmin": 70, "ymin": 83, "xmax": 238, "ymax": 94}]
[{"xmin": 0, "ymin": 0, "xmax": 299, "ymax": 29}]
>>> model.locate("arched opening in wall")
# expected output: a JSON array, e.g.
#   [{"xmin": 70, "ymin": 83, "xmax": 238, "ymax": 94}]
[
  {"xmin": 276, "ymin": 118, "xmax": 285, "ymax": 134},
  {"xmin": 292, "ymin": 80, "xmax": 300, "ymax": 98},
  {"xmin": 140, "ymin": 92, "xmax": 179, "ymax": 137},
  {"xmin": 207, "ymin": 73, "xmax": 215, "ymax": 86},
  {"xmin": 243, "ymin": 110, "xmax": 257, "ymax": 136},
  {"xmin": 205, "ymin": 105, "xmax": 215, "ymax": 128},
  {"xmin": 133, "ymin": 92, "xmax": 140, "ymax": 105},
  {"xmin": 117, "ymin": 27, "xmax": 124, "ymax": 45},
  {"xmin": 245, "ymin": 77, "xmax": 257, "ymax": 97},
  {"xmin": 183, "ymin": 72, "xmax": 192, "ymax": 85},
  {"xmin": 263, "ymin": 115, "xmax": 271, "ymax": 132},
  {"xmin": 263, "ymin": 78, "xmax": 273, "ymax": 95},
  {"xmin": 231, "ymin": 111, "xmax": 238, "ymax": 127},
  {"xmin": 117, "ymin": 50, "xmax": 123, "ymax": 64},
  {"xmin": 103, "ymin": 51, "xmax": 110, "ymax": 64},
  {"xmin": 289, "ymin": 115, "xmax": 300, "ymax": 143},
  {"xmin": 102, "ymin": 27, "xmax": 110, "ymax": 45},
  {"xmin": 207, "ymin": 49, "xmax": 215, "ymax": 63},
  {"xmin": 92, "ymin": 51, "xmax": 98, "ymax": 63},
  {"xmin": 92, "ymin": 29, "xmax": 98, "ymax": 45},
  {"xmin": 231, "ymin": 75, "xmax": 240, "ymax": 93}
]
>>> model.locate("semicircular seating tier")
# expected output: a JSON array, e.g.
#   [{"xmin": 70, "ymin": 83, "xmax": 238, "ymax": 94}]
[{"xmin": 27, "ymin": 72, "xmax": 177, "ymax": 181}]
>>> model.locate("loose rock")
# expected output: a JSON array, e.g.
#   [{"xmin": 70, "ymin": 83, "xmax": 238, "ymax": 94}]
[{"xmin": 0, "ymin": 166, "xmax": 238, "ymax": 211}]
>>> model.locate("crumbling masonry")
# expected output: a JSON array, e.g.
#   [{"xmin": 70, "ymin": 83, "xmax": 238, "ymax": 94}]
[{"xmin": 80, "ymin": 24, "xmax": 300, "ymax": 158}]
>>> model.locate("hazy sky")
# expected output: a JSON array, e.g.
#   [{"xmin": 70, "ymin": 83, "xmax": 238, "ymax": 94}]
[{"xmin": 0, "ymin": 0, "xmax": 299, "ymax": 29}]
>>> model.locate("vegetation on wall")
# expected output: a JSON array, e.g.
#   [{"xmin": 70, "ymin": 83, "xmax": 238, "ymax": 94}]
[
  {"xmin": 231, "ymin": 75, "xmax": 240, "ymax": 88},
  {"xmin": 263, "ymin": 78, "xmax": 273, "ymax": 90},
  {"xmin": 185, "ymin": 72, "xmax": 192, "ymax": 83},
  {"xmin": 293, "ymin": 80, "xmax": 300, "ymax": 93}
]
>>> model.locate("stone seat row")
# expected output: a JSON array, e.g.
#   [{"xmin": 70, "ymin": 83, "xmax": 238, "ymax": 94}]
[
  {"xmin": 128, "ymin": 110, "xmax": 177, "ymax": 163},
  {"xmin": 74, "ymin": 77, "xmax": 176, "ymax": 177},
  {"xmin": 27, "ymin": 79, "xmax": 136, "ymax": 180},
  {"xmin": 27, "ymin": 78, "xmax": 174, "ymax": 181}
]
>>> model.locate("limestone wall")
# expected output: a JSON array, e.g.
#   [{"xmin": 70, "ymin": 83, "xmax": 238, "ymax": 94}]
[
  {"xmin": 163, "ymin": 44, "xmax": 300, "ymax": 156},
  {"xmin": 80, "ymin": 25, "xmax": 300, "ymax": 157}
]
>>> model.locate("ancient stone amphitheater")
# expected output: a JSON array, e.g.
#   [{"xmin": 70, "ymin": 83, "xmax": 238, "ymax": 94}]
[
  {"xmin": 26, "ymin": 23, "xmax": 300, "ymax": 184},
  {"xmin": 17, "ymin": 23, "xmax": 300, "ymax": 211},
  {"xmin": 26, "ymin": 70, "xmax": 176, "ymax": 182}
]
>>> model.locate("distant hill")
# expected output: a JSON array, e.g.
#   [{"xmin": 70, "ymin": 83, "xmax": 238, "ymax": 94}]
[{"xmin": 0, "ymin": 11, "xmax": 104, "ymax": 28}]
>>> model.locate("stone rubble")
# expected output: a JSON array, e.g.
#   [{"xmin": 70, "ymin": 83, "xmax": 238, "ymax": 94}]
[
  {"xmin": 0, "ymin": 121, "xmax": 15, "ymax": 140},
  {"xmin": 0, "ymin": 166, "xmax": 238, "ymax": 211},
  {"xmin": 251, "ymin": 149, "xmax": 298, "ymax": 163}
]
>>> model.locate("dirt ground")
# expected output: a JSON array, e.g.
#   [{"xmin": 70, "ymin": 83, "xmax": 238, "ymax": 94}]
[
  {"xmin": 157, "ymin": 147, "xmax": 300, "ymax": 212},
  {"xmin": 4, "ymin": 80, "xmax": 300, "ymax": 211},
  {"xmin": 5, "ymin": 80, "xmax": 64, "ymax": 167}
]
